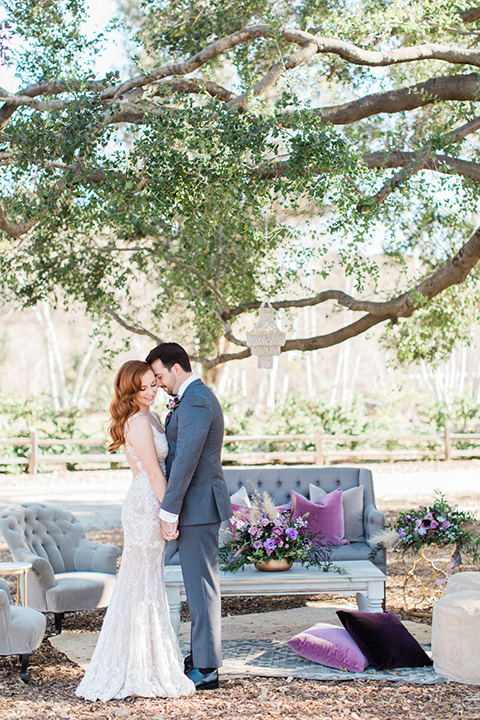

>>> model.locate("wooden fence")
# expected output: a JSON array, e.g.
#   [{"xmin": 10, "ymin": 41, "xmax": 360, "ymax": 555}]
[{"xmin": 0, "ymin": 426, "xmax": 479, "ymax": 473}]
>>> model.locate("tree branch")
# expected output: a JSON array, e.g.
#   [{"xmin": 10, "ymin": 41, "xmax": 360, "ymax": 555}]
[
  {"xmin": 461, "ymin": 7, "xmax": 480, "ymax": 24},
  {"xmin": 312, "ymin": 74, "xmax": 480, "ymax": 125},
  {"xmin": 105, "ymin": 309, "xmax": 162, "ymax": 342},
  {"xmin": 0, "ymin": 201, "xmax": 40, "ymax": 238}
]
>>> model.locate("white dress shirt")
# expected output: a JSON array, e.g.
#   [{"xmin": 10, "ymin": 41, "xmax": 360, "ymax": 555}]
[{"xmin": 159, "ymin": 374, "xmax": 198, "ymax": 523}]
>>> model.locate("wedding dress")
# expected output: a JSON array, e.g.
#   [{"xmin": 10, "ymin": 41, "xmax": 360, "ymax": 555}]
[{"xmin": 76, "ymin": 412, "xmax": 195, "ymax": 701}]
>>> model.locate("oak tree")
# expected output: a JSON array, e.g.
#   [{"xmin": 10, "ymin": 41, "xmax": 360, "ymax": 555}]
[{"xmin": 1, "ymin": 0, "xmax": 479, "ymax": 367}]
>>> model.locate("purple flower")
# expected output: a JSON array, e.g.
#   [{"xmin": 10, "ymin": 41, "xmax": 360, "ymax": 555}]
[
  {"xmin": 272, "ymin": 527, "xmax": 283, "ymax": 536},
  {"xmin": 398, "ymin": 528, "xmax": 407, "ymax": 537},
  {"xmin": 252, "ymin": 540, "xmax": 263, "ymax": 549},
  {"xmin": 286, "ymin": 528, "xmax": 298, "ymax": 540},
  {"xmin": 442, "ymin": 520, "xmax": 451, "ymax": 529},
  {"xmin": 430, "ymin": 520, "xmax": 439, "ymax": 530},
  {"xmin": 263, "ymin": 538, "xmax": 276, "ymax": 555},
  {"xmin": 261, "ymin": 517, "xmax": 270, "ymax": 527}
]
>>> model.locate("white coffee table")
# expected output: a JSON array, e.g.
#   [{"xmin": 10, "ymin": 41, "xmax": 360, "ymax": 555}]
[
  {"xmin": 165, "ymin": 560, "xmax": 386, "ymax": 635},
  {"xmin": 0, "ymin": 561, "xmax": 32, "ymax": 606}
]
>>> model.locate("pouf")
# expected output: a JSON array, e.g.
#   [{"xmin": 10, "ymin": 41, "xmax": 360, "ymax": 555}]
[
  {"xmin": 445, "ymin": 572, "xmax": 480, "ymax": 595},
  {"xmin": 432, "ymin": 591, "xmax": 480, "ymax": 684}
]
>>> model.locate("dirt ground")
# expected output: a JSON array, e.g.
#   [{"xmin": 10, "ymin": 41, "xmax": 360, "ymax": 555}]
[{"xmin": 1, "ymin": 468, "xmax": 480, "ymax": 719}]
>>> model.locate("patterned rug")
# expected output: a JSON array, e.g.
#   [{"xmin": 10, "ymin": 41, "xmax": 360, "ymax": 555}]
[
  {"xmin": 213, "ymin": 640, "xmax": 445, "ymax": 684},
  {"xmin": 51, "ymin": 631, "xmax": 445, "ymax": 684}
]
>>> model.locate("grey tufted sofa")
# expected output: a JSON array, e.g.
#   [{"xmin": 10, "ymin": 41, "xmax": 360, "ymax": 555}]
[
  {"xmin": 0, "ymin": 577, "xmax": 46, "ymax": 682},
  {"xmin": 165, "ymin": 465, "xmax": 386, "ymax": 573},
  {"xmin": 0, "ymin": 504, "xmax": 122, "ymax": 633}
]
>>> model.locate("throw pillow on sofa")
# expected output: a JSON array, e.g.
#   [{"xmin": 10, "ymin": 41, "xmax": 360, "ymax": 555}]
[
  {"xmin": 290, "ymin": 488, "xmax": 348, "ymax": 545},
  {"xmin": 309, "ymin": 484, "xmax": 364, "ymax": 543},
  {"xmin": 219, "ymin": 486, "xmax": 251, "ymax": 546}
]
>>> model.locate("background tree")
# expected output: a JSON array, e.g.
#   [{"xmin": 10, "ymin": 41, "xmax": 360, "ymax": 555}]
[{"xmin": 0, "ymin": 0, "xmax": 479, "ymax": 368}]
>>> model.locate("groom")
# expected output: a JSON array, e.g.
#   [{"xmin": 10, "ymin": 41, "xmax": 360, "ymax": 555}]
[{"xmin": 145, "ymin": 342, "xmax": 232, "ymax": 690}]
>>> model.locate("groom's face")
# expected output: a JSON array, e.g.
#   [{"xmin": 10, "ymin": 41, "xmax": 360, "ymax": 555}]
[{"xmin": 151, "ymin": 359, "xmax": 181, "ymax": 396}]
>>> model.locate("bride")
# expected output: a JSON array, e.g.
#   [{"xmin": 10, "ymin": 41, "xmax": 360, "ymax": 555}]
[{"xmin": 76, "ymin": 360, "xmax": 195, "ymax": 701}]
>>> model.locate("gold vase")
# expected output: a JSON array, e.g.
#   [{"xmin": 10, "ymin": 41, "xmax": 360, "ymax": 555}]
[
  {"xmin": 401, "ymin": 544, "xmax": 460, "ymax": 616},
  {"xmin": 254, "ymin": 558, "xmax": 293, "ymax": 572}
]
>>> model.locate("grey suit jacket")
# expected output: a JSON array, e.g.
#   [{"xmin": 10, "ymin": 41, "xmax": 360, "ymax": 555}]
[{"xmin": 162, "ymin": 379, "xmax": 232, "ymax": 526}]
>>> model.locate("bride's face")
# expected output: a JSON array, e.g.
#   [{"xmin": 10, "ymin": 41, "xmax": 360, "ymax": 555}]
[{"xmin": 135, "ymin": 369, "xmax": 158, "ymax": 410}]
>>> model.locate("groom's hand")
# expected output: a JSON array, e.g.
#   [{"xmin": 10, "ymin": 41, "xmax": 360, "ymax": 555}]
[{"xmin": 161, "ymin": 519, "xmax": 179, "ymax": 541}]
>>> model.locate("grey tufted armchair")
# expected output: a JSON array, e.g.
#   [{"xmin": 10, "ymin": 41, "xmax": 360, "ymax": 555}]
[
  {"xmin": 0, "ymin": 577, "xmax": 46, "ymax": 682},
  {"xmin": 0, "ymin": 504, "xmax": 121, "ymax": 634}
]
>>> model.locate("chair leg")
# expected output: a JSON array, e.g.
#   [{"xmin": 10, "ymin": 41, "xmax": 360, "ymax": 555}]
[
  {"xmin": 54, "ymin": 612, "xmax": 65, "ymax": 635},
  {"xmin": 19, "ymin": 654, "xmax": 30, "ymax": 684}
]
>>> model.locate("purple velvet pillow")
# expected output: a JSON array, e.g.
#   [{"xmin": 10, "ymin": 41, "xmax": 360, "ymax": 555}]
[
  {"xmin": 287, "ymin": 622, "xmax": 368, "ymax": 672},
  {"xmin": 336, "ymin": 610, "xmax": 433, "ymax": 671},
  {"xmin": 290, "ymin": 488, "xmax": 348, "ymax": 545}
]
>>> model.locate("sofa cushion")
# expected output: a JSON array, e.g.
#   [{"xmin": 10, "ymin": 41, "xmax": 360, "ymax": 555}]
[
  {"xmin": 287, "ymin": 622, "xmax": 368, "ymax": 672},
  {"xmin": 310, "ymin": 484, "xmax": 364, "ymax": 543},
  {"xmin": 219, "ymin": 486, "xmax": 251, "ymax": 546},
  {"xmin": 337, "ymin": 610, "xmax": 432, "ymax": 670},
  {"xmin": 291, "ymin": 489, "xmax": 348, "ymax": 545}
]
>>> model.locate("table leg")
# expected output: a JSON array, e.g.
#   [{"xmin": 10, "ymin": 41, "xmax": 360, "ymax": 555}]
[
  {"xmin": 23, "ymin": 569, "xmax": 28, "ymax": 607},
  {"xmin": 366, "ymin": 579, "xmax": 385, "ymax": 612}
]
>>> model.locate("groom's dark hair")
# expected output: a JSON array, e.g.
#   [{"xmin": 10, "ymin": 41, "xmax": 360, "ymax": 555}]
[{"xmin": 146, "ymin": 342, "xmax": 192, "ymax": 372}]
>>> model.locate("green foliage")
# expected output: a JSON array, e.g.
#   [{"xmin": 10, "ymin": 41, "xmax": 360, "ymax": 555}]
[
  {"xmin": 0, "ymin": 394, "xmax": 90, "ymax": 439},
  {"xmin": 1, "ymin": 0, "xmax": 480, "ymax": 364},
  {"xmin": 381, "ymin": 277, "xmax": 480, "ymax": 366}
]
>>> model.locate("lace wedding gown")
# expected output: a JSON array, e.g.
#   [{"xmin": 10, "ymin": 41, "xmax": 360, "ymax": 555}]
[{"xmin": 76, "ymin": 412, "xmax": 195, "ymax": 701}]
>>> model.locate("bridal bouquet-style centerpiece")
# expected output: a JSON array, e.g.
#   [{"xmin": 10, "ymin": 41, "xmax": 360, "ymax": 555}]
[
  {"xmin": 219, "ymin": 489, "xmax": 333, "ymax": 573},
  {"xmin": 375, "ymin": 490, "xmax": 480, "ymax": 558},
  {"xmin": 371, "ymin": 490, "xmax": 480, "ymax": 612}
]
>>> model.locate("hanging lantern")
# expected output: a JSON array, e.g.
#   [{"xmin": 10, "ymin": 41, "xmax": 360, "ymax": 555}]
[{"xmin": 246, "ymin": 301, "xmax": 286, "ymax": 369}]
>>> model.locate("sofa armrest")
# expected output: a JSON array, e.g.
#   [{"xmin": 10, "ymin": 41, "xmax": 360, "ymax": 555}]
[
  {"xmin": 14, "ymin": 547, "xmax": 56, "ymax": 592},
  {"xmin": 363, "ymin": 503, "xmax": 385, "ymax": 544},
  {"xmin": 74, "ymin": 538, "xmax": 122, "ymax": 575}
]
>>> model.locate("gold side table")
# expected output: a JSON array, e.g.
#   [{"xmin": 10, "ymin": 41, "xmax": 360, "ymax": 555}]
[{"xmin": 0, "ymin": 561, "xmax": 32, "ymax": 606}]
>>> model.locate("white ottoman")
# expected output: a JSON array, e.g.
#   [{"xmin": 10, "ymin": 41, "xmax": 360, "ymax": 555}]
[
  {"xmin": 445, "ymin": 572, "xmax": 480, "ymax": 595},
  {"xmin": 432, "ymin": 591, "xmax": 480, "ymax": 684}
]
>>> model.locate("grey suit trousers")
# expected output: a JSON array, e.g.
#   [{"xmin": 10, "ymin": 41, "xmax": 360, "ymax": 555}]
[{"xmin": 177, "ymin": 522, "xmax": 222, "ymax": 668}]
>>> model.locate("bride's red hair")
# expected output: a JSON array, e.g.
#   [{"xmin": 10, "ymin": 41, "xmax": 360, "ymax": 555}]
[{"xmin": 108, "ymin": 360, "xmax": 152, "ymax": 452}]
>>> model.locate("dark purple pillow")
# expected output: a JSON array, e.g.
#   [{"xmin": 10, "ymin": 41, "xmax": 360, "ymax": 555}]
[
  {"xmin": 290, "ymin": 488, "xmax": 348, "ymax": 545},
  {"xmin": 336, "ymin": 610, "xmax": 432, "ymax": 670}
]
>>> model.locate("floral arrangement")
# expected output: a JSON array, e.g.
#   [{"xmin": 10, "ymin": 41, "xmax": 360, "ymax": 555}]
[
  {"xmin": 372, "ymin": 490, "xmax": 480, "ymax": 561},
  {"xmin": 219, "ymin": 489, "xmax": 333, "ymax": 572}
]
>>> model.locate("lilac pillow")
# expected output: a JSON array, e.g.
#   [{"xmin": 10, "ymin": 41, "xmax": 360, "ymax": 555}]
[
  {"xmin": 287, "ymin": 622, "xmax": 368, "ymax": 672},
  {"xmin": 291, "ymin": 488, "xmax": 348, "ymax": 545},
  {"xmin": 337, "ymin": 610, "xmax": 433, "ymax": 671},
  {"xmin": 309, "ymin": 484, "xmax": 364, "ymax": 543}
]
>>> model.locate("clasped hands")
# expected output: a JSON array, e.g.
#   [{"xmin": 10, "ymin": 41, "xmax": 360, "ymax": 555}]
[{"xmin": 161, "ymin": 519, "xmax": 179, "ymax": 541}]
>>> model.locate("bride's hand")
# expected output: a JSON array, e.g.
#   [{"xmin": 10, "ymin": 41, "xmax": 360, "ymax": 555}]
[{"xmin": 161, "ymin": 519, "xmax": 179, "ymax": 541}]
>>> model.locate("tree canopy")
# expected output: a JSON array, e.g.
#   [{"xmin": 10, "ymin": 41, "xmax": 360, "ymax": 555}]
[{"xmin": 1, "ymin": 0, "xmax": 480, "ymax": 367}]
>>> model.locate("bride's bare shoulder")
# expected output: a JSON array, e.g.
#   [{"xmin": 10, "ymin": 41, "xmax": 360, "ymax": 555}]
[{"xmin": 125, "ymin": 412, "xmax": 149, "ymax": 434}]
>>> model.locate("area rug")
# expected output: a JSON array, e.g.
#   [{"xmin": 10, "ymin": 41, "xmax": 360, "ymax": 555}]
[
  {"xmin": 50, "ymin": 634, "xmax": 444, "ymax": 685},
  {"xmin": 219, "ymin": 638, "xmax": 444, "ymax": 684}
]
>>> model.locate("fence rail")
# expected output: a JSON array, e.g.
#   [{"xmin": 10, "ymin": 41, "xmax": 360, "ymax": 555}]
[{"xmin": 0, "ymin": 425, "xmax": 479, "ymax": 473}]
